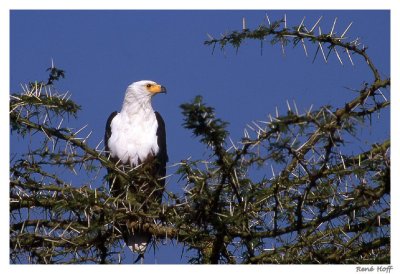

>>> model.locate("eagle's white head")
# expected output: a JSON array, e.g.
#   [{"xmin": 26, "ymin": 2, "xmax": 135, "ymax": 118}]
[
  {"xmin": 121, "ymin": 80, "xmax": 166, "ymax": 114},
  {"xmin": 129, "ymin": 80, "xmax": 167, "ymax": 95}
]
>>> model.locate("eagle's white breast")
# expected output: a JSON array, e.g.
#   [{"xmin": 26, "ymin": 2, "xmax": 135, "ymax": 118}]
[{"xmin": 108, "ymin": 110, "xmax": 159, "ymax": 166}]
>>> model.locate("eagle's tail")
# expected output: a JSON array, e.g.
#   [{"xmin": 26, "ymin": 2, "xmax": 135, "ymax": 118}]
[{"xmin": 125, "ymin": 231, "xmax": 151, "ymax": 255}]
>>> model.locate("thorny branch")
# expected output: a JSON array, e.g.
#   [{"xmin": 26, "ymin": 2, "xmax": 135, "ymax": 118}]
[{"xmin": 10, "ymin": 14, "xmax": 390, "ymax": 264}]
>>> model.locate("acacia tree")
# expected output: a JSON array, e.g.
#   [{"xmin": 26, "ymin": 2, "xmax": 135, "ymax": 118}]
[{"xmin": 10, "ymin": 15, "xmax": 390, "ymax": 264}]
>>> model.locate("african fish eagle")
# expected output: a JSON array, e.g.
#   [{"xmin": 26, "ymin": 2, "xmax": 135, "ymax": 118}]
[{"xmin": 104, "ymin": 80, "xmax": 168, "ymax": 258}]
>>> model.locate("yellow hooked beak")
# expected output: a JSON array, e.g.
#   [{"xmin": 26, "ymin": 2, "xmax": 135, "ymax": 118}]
[{"xmin": 147, "ymin": 84, "xmax": 167, "ymax": 94}]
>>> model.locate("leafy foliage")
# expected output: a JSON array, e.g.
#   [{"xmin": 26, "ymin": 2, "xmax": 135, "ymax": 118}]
[{"xmin": 181, "ymin": 95, "xmax": 229, "ymax": 150}]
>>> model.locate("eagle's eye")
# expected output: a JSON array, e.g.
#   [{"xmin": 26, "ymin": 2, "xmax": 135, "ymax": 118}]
[{"xmin": 146, "ymin": 84, "xmax": 152, "ymax": 88}]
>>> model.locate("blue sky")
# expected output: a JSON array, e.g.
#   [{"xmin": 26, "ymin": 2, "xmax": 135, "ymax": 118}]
[{"xmin": 10, "ymin": 10, "xmax": 390, "ymax": 264}]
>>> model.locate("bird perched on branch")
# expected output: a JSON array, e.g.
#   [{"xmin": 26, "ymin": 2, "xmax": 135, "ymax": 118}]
[{"xmin": 104, "ymin": 80, "xmax": 168, "ymax": 262}]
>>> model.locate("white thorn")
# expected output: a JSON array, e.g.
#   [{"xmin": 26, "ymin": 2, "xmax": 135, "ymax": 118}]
[
  {"xmin": 229, "ymin": 137, "xmax": 238, "ymax": 151},
  {"xmin": 318, "ymin": 40, "xmax": 328, "ymax": 63},
  {"xmin": 73, "ymin": 124, "xmax": 88, "ymax": 136},
  {"xmin": 42, "ymin": 113, "xmax": 48, "ymax": 124},
  {"xmin": 330, "ymin": 17, "xmax": 337, "ymax": 37},
  {"xmin": 309, "ymin": 16, "xmax": 323, "ymax": 33},
  {"xmin": 265, "ymin": 12, "xmax": 271, "ymax": 26},
  {"xmin": 298, "ymin": 16, "xmax": 305, "ymax": 32},
  {"xmin": 307, "ymin": 104, "xmax": 314, "ymax": 115},
  {"xmin": 57, "ymin": 118, "xmax": 64, "ymax": 130},
  {"xmin": 345, "ymin": 48, "xmax": 354, "ymax": 66},
  {"xmin": 45, "ymin": 86, "xmax": 49, "ymax": 97},
  {"xmin": 291, "ymin": 134, "xmax": 299, "ymax": 148},
  {"xmin": 286, "ymin": 100, "xmax": 291, "ymax": 112},
  {"xmin": 320, "ymin": 44, "xmax": 328, "ymax": 63},
  {"xmin": 252, "ymin": 121, "xmax": 266, "ymax": 133},
  {"xmin": 334, "ymin": 47, "xmax": 343, "ymax": 65},
  {"xmin": 293, "ymin": 100, "xmax": 299, "ymax": 115},
  {"xmin": 341, "ymin": 22, "xmax": 353, "ymax": 38},
  {"xmin": 243, "ymin": 128, "xmax": 250, "ymax": 139},
  {"xmin": 247, "ymin": 123, "xmax": 255, "ymax": 131},
  {"xmin": 61, "ymin": 91, "xmax": 70, "ymax": 101},
  {"xmin": 95, "ymin": 140, "xmax": 104, "ymax": 150},
  {"xmin": 83, "ymin": 131, "xmax": 92, "ymax": 143},
  {"xmin": 324, "ymin": 107, "xmax": 337, "ymax": 118},
  {"xmin": 301, "ymin": 39, "xmax": 308, "ymax": 57},
  {"xmin": 284, "ymin": 14, "xmax": 287, "ymax": 29},
  {"xmin": 271, "ymin": 165, "xmax": 275, "ymax": 178},
  {"xmin": 341, "ymin": 154, "xmax": 346, "ymax": 170},
  {"xmin": 377, "ymin": 89, "xmax": 388, "ymax": 102}
]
